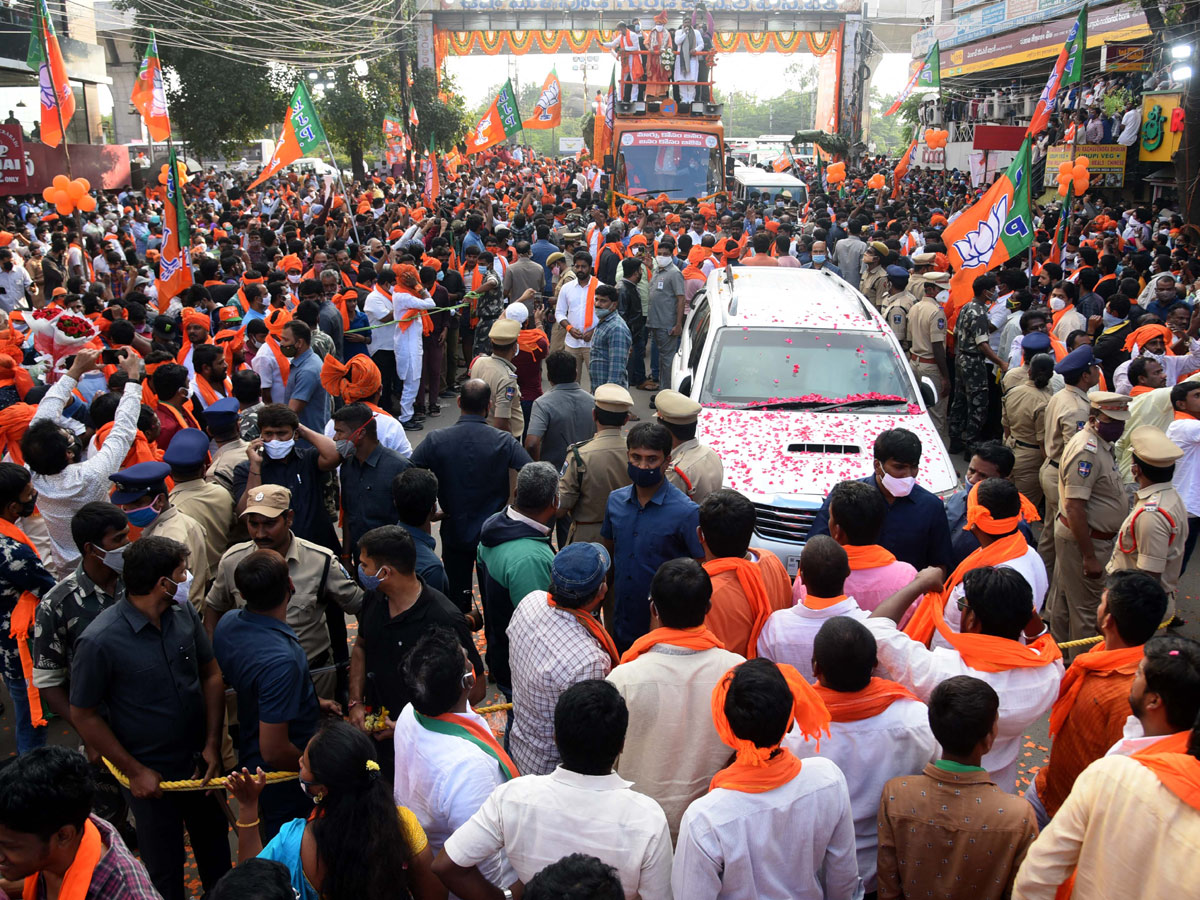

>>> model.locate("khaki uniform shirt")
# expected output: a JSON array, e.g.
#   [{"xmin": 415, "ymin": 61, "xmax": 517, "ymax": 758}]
[
  {"xmin": 1058, "ymin": 426, "xmax": 1131, "ymax": 535},
  {"xmin": 170, "ymin": 478, "xmax": 235, "ymax": 578},
  {"xmin": 882, "ymin": 292, "xmax": 915, "ymax": 345},
  {"xmin": 143, "ymin": 505, "xmax": 209, "ymax": 611},
  {"xmin": 668, "ymin": 438, "xmax": 723, "ymax": 504},
  {"xmin": 207, "ymin": 438, "xmax": 249, "ymax": 497},
  {"xmin": 860, "ymin": 267, "xmax": 889, "ymax": 310},
  {"xmin": 906, "ymin": 273, "xmax": 929, "ymax": 303},
  {"xmin": 558, "ymin": 429, "xmax": 631, "ymax": 542},
  {"xmin": 205, "ymin": 535, "xmax": 363, "ymax": 664},
  {"xmin": 1043, "ymin": 385, "xmax": 1091, "ymax": 463},
  {"xmin": 1003, "ymin": 381, "xmax": 1052, "ymax": 448},
  {"xmin": 1107, "ymin": 482, "xmax": 1188, "ymax": 595},
  {"xmin": 470, "ymin": 354, "xmax": 523, "ymax": 437},
  {"xmin": 907, "ymin": 298, "xmax": 946, "ymax": 360}
]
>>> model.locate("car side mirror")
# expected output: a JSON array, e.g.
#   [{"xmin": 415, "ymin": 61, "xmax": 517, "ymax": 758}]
[
  {"xmin": 679, "ymin": 375, "xmax": 693, "ymax": 396},
  {"xmin": 919, "ymin": 376, "xmax": 938, "ymax": 408}
]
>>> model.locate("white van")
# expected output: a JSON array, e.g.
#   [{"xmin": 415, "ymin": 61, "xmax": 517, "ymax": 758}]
[
  {"xmin": 670, "ymin": 266, "xmax": 957, "ymax": 575},
  {"xmin": 732, "ymin": 167, "xmax": 809, "ymax": 207}
]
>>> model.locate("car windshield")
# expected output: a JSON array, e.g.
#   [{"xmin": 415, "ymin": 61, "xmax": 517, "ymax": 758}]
[
  {"xmin": 618, "ymin": 130, "xmax": 722, "ymax": 199},
  {"xmin": 699, "ymin": 327, "xmax": 918, "ymax": 409}
]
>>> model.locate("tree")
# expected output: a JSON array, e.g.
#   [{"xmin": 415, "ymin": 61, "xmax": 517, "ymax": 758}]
[
  {"xmin": 868, "ymin": 89, "xmax": 908, "ymax": 155},
  {"xmin": 409, "ymin": 68, "xmax": 470, "ymax": 154},
  {"xmin": 320, "ymin": 57, "xmax": 405, "ymax": 181}
]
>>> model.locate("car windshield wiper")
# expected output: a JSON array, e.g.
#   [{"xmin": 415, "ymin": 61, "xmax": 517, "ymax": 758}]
[{"xmin": 735, "ymin": 397, "xmax": 909, "ymax": 412}]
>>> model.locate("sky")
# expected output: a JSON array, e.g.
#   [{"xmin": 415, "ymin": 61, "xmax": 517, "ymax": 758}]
[{"xmin": 445, "ymin": 50, "xmax": 911, "ymax": 111}]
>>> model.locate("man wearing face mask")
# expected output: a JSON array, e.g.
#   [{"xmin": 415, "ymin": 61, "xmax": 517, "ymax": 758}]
[
  {"xmin": 803, "ymin": 240, "xmax": 842, "ymax": 278},
  {"xmin": 109, "ymin": 461, "xmax": 208, "ymax": 613},
  {"xmin": 1053, "ymin": 392, "xmax": 1133, "ymax": 655},
  {"xmin": 70, "ymin": 536, "xmax": 231, "ymax": 900},
  {"xmin": 809, "ymin": 428, "xmax": 954, "ymax": 575},
  {"xmin": 588, "ymin": 283, "xmax": 632, "ymax": 390},
  {"xmin": 331, "ymin": 403, "xmax": 410, "ymax": 564},
  {"xmin": 1116, "ymin": 322, "xmax": 1200, "ymax": 393},
  {"xmin": 646, "ymin": 237, "xmax": 686, "ymax": 395},
  {"xmin": 165, "ymin": 429, "xmax": 234, "ymax": 580},
  {"xmin": 32, "ymin": 502, "xmax": 129, "ymax": 745},
  {"xmin": 907, "ymin": 272, "xmax": 951, "ymax": 435},
  {"xmin": 0, "ymin": 462, "xmax": 56, "ymax": 754},
  {"xmin": 0, "ymin": 246, "xmax": 32, "ymax": 312}
]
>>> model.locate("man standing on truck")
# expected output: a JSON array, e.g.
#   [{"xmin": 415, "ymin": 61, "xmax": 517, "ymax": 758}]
[{"xmin": 604, "ymin": 23, "xmax": 645, "ymax": 103}]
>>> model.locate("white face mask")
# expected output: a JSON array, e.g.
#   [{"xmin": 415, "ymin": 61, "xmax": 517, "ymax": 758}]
[
  {"xmin": 880, "ymin": 471, "xmax": 917, "ymax": 498},
  {"xmin": 170, "ymin": 571, "xmax": 194, "ymax": 607},
  {"xmin": 655, "ymin": 255, "xmax": 672, "ymax": 267},
  {"xmin": 287, "ymin": 273, "xmax": 301, "ymax": 284},
  {"xmin": 935, "ymin": 290, "xmax": 949, "ymax": 305},
  {"xmin": 264, "ymin": 438, "xmax": 295, "ymax": 459},
  {"xmin": 1050, "ymin": 296, "xmax": 1066, "ymax": 311}
]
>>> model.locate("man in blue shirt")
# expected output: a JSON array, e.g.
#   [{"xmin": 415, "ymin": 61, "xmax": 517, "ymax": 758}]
[
  {"xmin": 462, "ymin": 214, "xmax": 486, "ymax": 256},
  {"xmin": 410, "ymin": 379, "xmax": 532, "ymax": 616},
  {"xmin": 943, "ymin": 441, "xmax": 1034, "ymax": 569},
  {"xmin": 280, "ymin": 319, "xmax": 330, "ymax": 435},
  {"xmin": 809, "ymin": 428, "xmax": 953, "ymax": 574},
  {"xmin": 601, "ymin": 422, "xmax": 704, "ymax": 651},
  {"xmin": 530, "ymin": 223, "xmax": 559, "ymax": 295},
  {"xmin": 391, "ymin": 468, "xmax": 450, "ymax": 595},
  {"xmin": 214, "ymin": 549, "xmax": 323, "ymax": 839}
]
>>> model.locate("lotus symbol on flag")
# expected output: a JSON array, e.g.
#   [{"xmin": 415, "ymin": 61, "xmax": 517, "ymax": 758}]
[
  {"xmin": 535, "ymin": 80, "xmax": 560, "ymax": 121},
  {"xmin": 473, "ymin": 113, "xmax": 492, "ymax": 146},
  {"xmin": 953, "ymin": 194, "xmax": 1008, "ymax": 270}
]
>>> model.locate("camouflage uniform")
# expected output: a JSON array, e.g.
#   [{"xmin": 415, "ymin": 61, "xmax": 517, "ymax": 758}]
[
  {"xmin": 949, "ymin": 299, "xmax": 991, "ymax": 448},
  {"xmin": 471, "ymin": 278, "xmax": 506, "ymax": 359}
]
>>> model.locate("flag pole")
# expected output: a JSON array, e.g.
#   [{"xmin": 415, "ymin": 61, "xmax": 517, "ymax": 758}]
[
  {"xmin": 35, "ymin": 3, "xmax": 71, "ymax": 180},
  {"xmin": 322, "ymin": 135, "xmax": 360, "ymax": 245}
]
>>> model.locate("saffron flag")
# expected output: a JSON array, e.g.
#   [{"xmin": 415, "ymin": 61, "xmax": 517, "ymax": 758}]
[
  {"xmin": 772, "ymin": 150, "xmax": 794, "ymax": 173},
  {"xmin": 423, "ymin": 134, "xmax": 439, "ymax": 208},
  {"xmin": 467, "ymin": 79, "xmax": 522, "ymax": 155},
  {"xmin": 25, "ymin": 0, "xmax": 75, "ymax": 148},
  {"xmin": 892, "ymin": 136, "xmax": 917, "ymax": 199},
  {"xmin": 248, "ymin": 83, "xmax": 327, "ymax": 190},
  {"xmin": 383, "ymin": 114, "xmax": 404, "ymax": 137},
  {"xmin": 1049, "ymin": 185, "xmax": 1072, "ymax": 265},
  {"xmin": 131, "ymin": 30, "xmax": 171, "ymax": 142},
  {"xmin": 409, "ymin": 102, "xmax": 420, "ymax": 129},
  {"xmin": 592, "ymin": 68, "xmax": 616, "ymax": 162},
  {"xmin": 155, "ymin": 144, "xmax": 192, "ymax": 313},
  {"xmin": 1027, "ymin": 7, "xmax": 1087, "ymax": 138},
  {"xmin": 522, "ymin": 69, "xmax": 562, "ymax": 130},
  {"xmin": 943, "ymin": 137, "xmax": 1034, "ymax": 334},
  {"xmin": 884, "ymin": 43, "xmax": 940, "ymax": 117}
]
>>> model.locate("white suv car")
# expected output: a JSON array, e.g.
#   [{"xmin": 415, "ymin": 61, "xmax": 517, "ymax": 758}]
[{"xmin": 670, "ymin": 266, "xmax": 957, "ymax": 576}]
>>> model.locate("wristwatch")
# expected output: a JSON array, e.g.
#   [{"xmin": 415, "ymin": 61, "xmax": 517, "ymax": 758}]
[{"xmin": 501, "ymin": 889, "xmax": 514, "ymax": 900}]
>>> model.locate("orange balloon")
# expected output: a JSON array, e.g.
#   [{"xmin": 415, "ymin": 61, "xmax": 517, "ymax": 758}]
[
  {"xmin": 41, "ymin": 185, "xmax": 56, "ymax": 202},
  {"xmin": 52, "ymin": 188, "xmax": 71, "ymax": 206},
  {"xmin": 1058, "ymin": 161, "xmax": 1073, "ymax": 176},
  {"xmin": 77, "ymin": 194, "xmax": 97, "ymax": 212},
  {"xmin": 66, "ymin": 181, "xmax": 85, "ymax": 201},
  {"xmin": 74, "ymin": 177, "xmax": 90, "ymax": 193},
  {"xmin": 52, "ymin": 174, "xmax": 69, "ymax": 189},
  {"xmin": 1074, "ymin": 156, "xmax": 1089, "ymax": 168},
  {"xmin": 1073, "ymin": 175, "xmax": 1090, "ymax": 194},
  {"xmin": 55, "ymin": 201, "xmax": 73, "ymax": 215},
  {"xmin": 1058, "ymin": 182, "xmax": 1069, "ymax": 197}
]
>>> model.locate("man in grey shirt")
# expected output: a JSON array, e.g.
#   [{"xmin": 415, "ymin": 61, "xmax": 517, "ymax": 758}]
[
  {"xmin": 833, "ymin": 219, "xmax": 867, "ymax": 292},
  {"xmin": 503, "ymin": 240, "xmax": 548, "ymax": 315},
  {"xmin": 525, "ymin": 350, "xmax": 596, "ymax": 471},
  {"xmin": 647, "ymin": 236, "xmax": 687, "ymax": 390}
]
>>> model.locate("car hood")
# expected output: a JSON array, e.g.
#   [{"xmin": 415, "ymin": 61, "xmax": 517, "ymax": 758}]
[{"xmin": 699, "ymin": 408, "xmax": 958, "ymax": 501}]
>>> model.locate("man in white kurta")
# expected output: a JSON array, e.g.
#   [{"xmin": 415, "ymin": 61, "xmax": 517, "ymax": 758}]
[{"xmin": 393, "ymin": 278, "xmax": 437, "ymax": 425}]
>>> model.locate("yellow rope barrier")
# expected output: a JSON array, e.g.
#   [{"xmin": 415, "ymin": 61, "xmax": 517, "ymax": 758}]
[
  {"xmin": 101, "ymin": 757, "xmax": 297, "ymax": 793},
  {"xmin": 474, "ymin": 702, "xmax": 513, "ymax": 715},
  {"xmin": 1056, "ymin": 618, "xmax": 1173, "ymax": 651}
]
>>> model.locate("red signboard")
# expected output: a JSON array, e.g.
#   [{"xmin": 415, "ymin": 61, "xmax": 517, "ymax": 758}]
[
  {"xmin": 0, "ymin": 126, "xmax": 28, "ymax": 193},
  {"xmin": 620, "ymin": 131, "xmax": 719, "ymax": 149},
  {"xmin": 0, "ymin": 142, "xmax": 131, "ymax": 196},
  {"xmin": 973, "ymin": 125, "xmax": 1027, "ymax": 152}
]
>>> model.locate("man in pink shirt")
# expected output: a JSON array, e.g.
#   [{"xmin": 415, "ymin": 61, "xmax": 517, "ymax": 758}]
[
  {"xmin": 793, "ymin": 480, "xmax": 917, "ymax": 613},
  {"xmin": 775, "ymin": 235, "xmax": 802, "ymax": 268}
]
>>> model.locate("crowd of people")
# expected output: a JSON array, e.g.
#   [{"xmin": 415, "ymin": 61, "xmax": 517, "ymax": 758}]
[{"xmin": 0, "ymin": 130, "xmax": 1196, "ymax": 900}]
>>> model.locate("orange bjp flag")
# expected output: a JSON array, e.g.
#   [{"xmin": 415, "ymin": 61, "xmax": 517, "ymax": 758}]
[
  {"xmin": 131, "ymin": 30, "xmax": 171, "ymax": 142},
  {"xmin": 522, "ymin": 69, "xmax": 562, "ymax": 131},
  {"xmin": 467, "ymin": 80, "xmax": 522, "ymax": 155},
  {"xmin": 26, "ymin": 0, "xmax": 75, "ymax": 148}
]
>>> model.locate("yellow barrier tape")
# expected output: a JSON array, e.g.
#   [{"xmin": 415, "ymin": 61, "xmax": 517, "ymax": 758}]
[
  {"xmin": 101, "ymin": 757, "xmax": 297, "ymax": 793},
  {"xmin": 474, "ymin": 702, "xmax": 513, "ymax": 715}
]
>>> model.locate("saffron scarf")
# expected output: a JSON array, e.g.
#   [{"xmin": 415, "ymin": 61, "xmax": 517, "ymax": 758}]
[
  {"xmin": 813, "ymin": 677, "xmax": 920, "ymax": 723},
  {"xmin": 94, "ymin": 420, "xmax": 164, "ymax": 469},
  {"xmin": 580, "ymin": 277, "xmax": 598, "ymax": 331},
  {"xmin": 547, "ymin": 594, "xmax": 619, "ymax": 667},
  {"xmin": 1048, "ymin": 641, "xmax": 1143, "ymax": 738},
  {"xmin": 1050, "ymin": 304, "xmax": 1076, "ymax": 330},
  {"xmin": 703, "ymin": 555, "xmax": 773, "ymax": 658},
  {"xmin": 516, "ymin": 329, "xmax": 546, "ymax": 355},
  {"xmin": 193, "ymin": 375, "xmax": 231, "ymax": 407},
  {"xmin": 1129, "ymin": 385, "xmax": 1156, "ymax": 397},
  {"xmin": 0, "ymin": 516, "xmax": 46, "ymax": 727},
  {"xmin": 1175, "ymin": 411, "xmax": 1198, "ymax": 421},
  {"xmin": 413, "ymin": 710, "xmax": 520, "ymax": 781},
  {"xmin": 803, "ymin": 593, "xmax": 849, "ymax": 611},
  {"xmin": 620, "ymin": 626, "xmax": 725, "ymax": 664},
  {"xmin": 1131, "ymin": 730, "xmax": 1200, "ymax": 811},
  {"xmin": 22, "ymin": 818, "xmax": 104, "ymax": 900},
  {"xmin": 842, "ymin": 544, "xmax": 896, "ymax": 571},
  {"xmin": 709, "ymin": 662, "xmax": 829, "ymax": 793}
]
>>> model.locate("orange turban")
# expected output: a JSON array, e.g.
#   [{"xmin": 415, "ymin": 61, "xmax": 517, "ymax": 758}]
[
  {"xmin": 396, "ymin": 264, "xmax": 421, "ymax": 290},
  {"xmin": 964, "ymin": 480, "xmax": 1040, "ymax": 535},
  {"xmin": 628, "ymin": 234, "xmax": 649, "ymax": 248},
  {"xmin": 279, "ymin": 254, "xmax": 302, "ymax": 273},
  {"xmin": 763, "ymin": 220, "xmax": 779, "ymax": 233},
  {"xmin": 0, "ymin": 354, "xmax": 33, "ymax": 399},
  {"xmin": 181, "ymin": 308, "xmax": 211, "ymax": 332},
  {"xmin": 0, "ymin": 402, "xmax": 34, "ymax": 465},
  {"xmin": 1125, "ymin": 324, "xmax": 1173, "ymax": 353},
  {"xmin": 930, "ymin": 214, "xmax": 948, "ymax": 228},
  {"xmin": 320, "ymin": 353, "xmax": 382, "ymax": 403}
]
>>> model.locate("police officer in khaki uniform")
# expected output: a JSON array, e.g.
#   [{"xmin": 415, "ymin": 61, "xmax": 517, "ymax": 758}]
[
  {"xmin": 1038, "ymin": 344, "xmax": 1102, "ymax": 570},
  {"xmin": 204, "ymin": 397, "xmax": 249, "ymax": 498},
  {"xmin": 469, "ymin": 318, "xmax": 523, "ymax": 437},
  {"xmin": 204, "ymin": 485, "xmax": 363, "ymax": 698},
  {"xmin": 1052, "ymin": 391, "xmax": 1132, "ymax": 655},
  {"xmin": 557, "ymin": 384, "xmax": 634, "ymax": 544},
  {"xmin": 1107, "ymin": 425, "xmax": 1188, "ymax": 625},
  {"xmin": 907, "ymin": 272, "xmax": 950, "ymax": 436},
  {"xmin": 1002, "ymin": 348, "xmax": 1054, "ymax": 507},
  {"xmin": 907, "ymin": 251, "xmax": 937, "ymax": 302},
  {"xmin": 165, "ymin": 428, "xmax": 236, "ymax": 580},
  {"xmin": 859, "ymin": 241, "xmax": 890, "ymax": 310},
  {"xmin": 881, "ymin": 266, "xmax": 915, "ymax": 352},
  {"xmin": 656, "ymin": 388, "xmax": 724, "ymax": 504},
  {"xmin": 109, "ymin": 460, "xmax": 210, "ymax": 612}
]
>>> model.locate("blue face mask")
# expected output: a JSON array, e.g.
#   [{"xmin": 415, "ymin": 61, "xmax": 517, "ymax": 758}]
[
  {"xmin": 627, "ymin": 462, "xmax": 664, "ymax": 488},
  {"xmin": 812, "ymin": 254, "xmax": 826, "ymax": 264},
  {"xmin": 125, "ymin": 502, "xmax": 161, "ymax": 528},
  {"xmin": 595, "ymin": 306, "xmax": 614, "ymax": 320},
  {"xmin": 357, "ymin": 563, "xmax": 388, "ymax": 591},
  {"xmin": 1102, "ymin": 311, "xmax": 1123, "ymax": 328}
]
